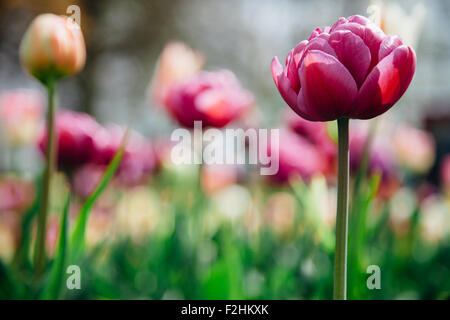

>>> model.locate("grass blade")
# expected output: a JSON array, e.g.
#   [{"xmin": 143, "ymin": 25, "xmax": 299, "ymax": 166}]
[
  {"xmin": 41, "ymin": 193, "xmax": 71, "ymax": 299},
  {"xmin": 13, "ymin": 175, "xmax": 42, "ymax": 270},
  {"xmin": 71, "ymin": 128, "xmax": 129, "ymax": 262}
]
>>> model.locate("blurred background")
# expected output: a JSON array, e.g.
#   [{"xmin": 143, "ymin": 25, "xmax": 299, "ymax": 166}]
[{"xmin": 0, "ymin": 0, "xmax": 449, "ymax": 299}]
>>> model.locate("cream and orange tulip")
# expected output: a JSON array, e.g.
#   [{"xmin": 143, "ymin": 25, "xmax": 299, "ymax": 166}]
[
  {"xmin": 19, "ymin": 14, "xmax": 86, "ymax": 83},
  {"xmin": 150, "ymin": 42, "xmax": 204, "ymax": 106}
]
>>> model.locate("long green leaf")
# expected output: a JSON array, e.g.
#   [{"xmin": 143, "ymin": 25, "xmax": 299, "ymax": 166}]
[
  {"xmin": 70, "ymin": 128, "xmax": 129, "ymax": 262},
  {"xmin": 12, "ymin": 175, "xmax": 42, "ymax": 269},
  {"xmin": 41, "ymin": 193, "xmax": 71, "ymax": 299}
]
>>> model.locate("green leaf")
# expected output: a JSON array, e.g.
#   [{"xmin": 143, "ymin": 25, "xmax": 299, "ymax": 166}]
[
  {"xmin": 12, "ymin": 175, "xmax": 42, "ymax": 270},
  {"xmin": 71, "ymin": 128, "xmax": 129, "ymax": 262},
  {"xmin": 40, "ymin": 193, "xmax": 71, "ymax": 299}
]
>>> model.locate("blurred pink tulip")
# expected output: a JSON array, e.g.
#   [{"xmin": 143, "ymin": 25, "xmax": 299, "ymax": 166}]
[
  {"xmin": 0, "ymin": 178, "xmax": 35, "ymax": 213},
  {"xmin": 267, "ymin": 129, "xmax": 327, "ymax": 184},
  {"xmin": 393, "ymin": 125, "xmax": 435, "ymax": 174},
  {"xmin": 38, "ymin": 110, "xmax": 101, "ymax": 168},
  {"xmin": 272, "ymin": 15, "xmax": 416, "ymax": 121},
  {"xmin": 284, "ymin": 109, "xmax": 337, "ymax": 177},
  {"xmin": 165, "ymin": 70, "xmax": 254, "ymax": 128},
  {"xmin": 201, "ymin": 163, "xmax": 238, "ymax": 195},
  {"xmin": 72, "ymin": 164, "xmax": 106, "ymax": 198},
  {"xmin": 0, "ymin": 89, "xmax": 44, "ymax": 146},
  {"xmin": 150, "ymin": 42, "xmax": 204, "ymax": 107},
  {"xmin": 92, "ymin": 125, "xmax": 156, "ymax": 185},
  {"xmin": 441, "ymin": 154, "xmax": 450, "ymax": 191},
  {"xmin": 349, "ymin": 124, "xmax": 399, "ymax": 197}
]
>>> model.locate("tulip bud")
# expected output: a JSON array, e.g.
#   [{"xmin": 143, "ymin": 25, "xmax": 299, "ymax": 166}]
[
  {"xmin": 19, "ymin": 14, "xmax": 86, "ymax": 84},
  {"xmin": 150, "ymin": 42, "xmax": 204, "ymax": 107}
]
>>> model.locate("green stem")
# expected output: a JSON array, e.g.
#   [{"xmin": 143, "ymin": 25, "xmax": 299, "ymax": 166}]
[
  {"xmin": 34, "ymin": 80, "xmax": 56, "ymax": 277},
  {"xmin": 334, "ymin": 117, "xmax": 349, "ymax": 300}
]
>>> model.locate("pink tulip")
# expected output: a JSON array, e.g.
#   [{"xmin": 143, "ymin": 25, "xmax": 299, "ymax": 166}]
[
  {"xmin": 441, "ymin": 154, "xmax": 450, "ymax": 191},
  {"xmin": 349, "ymin": 125, "xmax": 395, "ymax": 181},
  {"xmin": 267, "ymin": 129, "xmax": 327, "ymax": 184},
  {"xmin": 150, "ymin": 42, "xmax": 204, "ymax": 107},
  {"xmin": 272, "ymin": 15, "xmax": 416, "ymax": 121},
  {"xmin": 201, "ymin": 163, "xmax": 238, "ymax": 195},
  {"xmin": 284, "ymin": 109, "xmax": 337, "ymax": 177},
  {"xmin": 165, "ymin": 70, "xmax": 254, "ymax": 128},
  {"xmin": 0, "ymin": 89, "xmax": 44, "ymax": 146},
  {"xmin": 393, "ymin": 125, "xmax": 435, "ymax": 174},
  {"xmin": 72, "ymin": 164, "xmax": 106, "ymax": 198},
  {"xmin": 0, "ymin": 178, "xmax": 35, "ymax": 213},
  {"xmin": 38, "ymin": 110, "xmax": 100, "ymax": 168},
  {"xmin": 92, "ymin": 125, "xmax": 156, "ymax": 185}
]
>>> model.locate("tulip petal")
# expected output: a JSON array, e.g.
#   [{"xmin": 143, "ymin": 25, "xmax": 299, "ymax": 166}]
[
  {"xmin": 347, "ymin": 15, "xmax": 372, "ymax": 26},
  {"xmin": 351, "ymin": 45, "xmax": 416, "ymax": 119},
  {"xmin": 379, "ymin": 35, "xmax": 403, "ymax": 61},
  {"xmin": 298, "ymin": 35, "xmax": 337, "ymax": 69},
  {"xmin": 271, "ymin": 56, "xmax": 283, "ymax": 87},
  {"xmin": 271, "ymin": 57, "xmax": 298, "ymax": 109},
  {"xmin": 299, "ymin": 50, "xmax": 358, "ymax": 120},
  {"xmin": 332, "ymin": 22, "xmax": 384, "ymax": 71},
  {"xmin": 285, "ymin": 40, "xmax": 308, "ymax": 92},
  {"xmin": 286, "ymin": 50, "xmax": 300, "ymax": 92},
  {"xmin": 329, "ymin": 30, "xmax": 371, "ymax": 87},
  {"xmin": 295, "ymin": 88, "xmax": 329, "ymax": 121}
]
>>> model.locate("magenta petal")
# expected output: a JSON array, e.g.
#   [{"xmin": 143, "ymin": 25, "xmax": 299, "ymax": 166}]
[
  {"xmin": 333, "ymin": 22, "xmax": 384, "ymax": 70},
  {"xmin": 347, "ymin": 15, "xmax": 372, "ymax": 26},
  {"xmin": 298, "ymin": 35, "xmax": 337, "ymax": 68},
  {"xmin": 351, "ymin": 45, "xmax": 416, "ymax": 119},
  {"xmin": 295, "ymin": 88, "xmax": 329, "ymax": 121},
  {"xmin": 292, "ymin": 40, "xmax": 308, "ymax": 66},
  {"xmin": 379, "ymin": 35, "xmax": 403, "ymax": 61},
  {"xmin": 329, "ymin": 30, "xmax": 371, "ymax": 87},
  {"xmin": 286, "ymin": 50, "xmax": 300, "ymax": 91},
  {"xmin": 271, "ymin": 57, "xmax": 298, "ymax": 109},
  {"xmin": 299, "ymin": 50, "xmax": 358, "ymax": 120},
  {"xmin": 271, "ymin": 56, "xmax": 283, "ymax": 87},
  {"xmin": 330, "ymin": 17, "xmax": 348, "ymax": 31}
]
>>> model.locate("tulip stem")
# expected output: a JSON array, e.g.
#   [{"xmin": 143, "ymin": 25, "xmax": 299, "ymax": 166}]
[
  {"xmin": 334, "ymin": 117, "xmax": 349, "ymax": 300},
  {"xmin": 34, "ymin": 80, "xmax": 56, "ymax": 277}
]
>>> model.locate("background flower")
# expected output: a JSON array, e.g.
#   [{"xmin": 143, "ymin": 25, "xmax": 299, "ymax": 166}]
[
  {"xmin": 38, "ymin": 110, "xmax": 100, "ymax": 168},
  {"xmin": 165, "ymin": 70, "xmax": 254, "ymax": 128},
  {"xmin": 0, "ymin": 89, "xmax": 44, "ymax": 146},
  {"xmin": 150, "ymin": 41, "xmax": 204, "ymax": 107},
  {"xmin": 393, "ymin": 125, "xmax": 435, "ymax": 174},
  {"xmin": 267, "ymin": 129, "xmax": 327, "ymax": 184}
]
